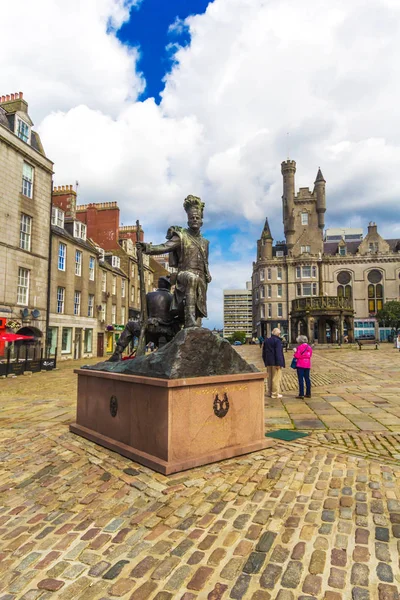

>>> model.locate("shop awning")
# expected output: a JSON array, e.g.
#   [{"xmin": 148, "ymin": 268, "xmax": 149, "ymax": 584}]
[{"xmin": 0, "ymin": 333, "xmax": 34, "ymax": 342}]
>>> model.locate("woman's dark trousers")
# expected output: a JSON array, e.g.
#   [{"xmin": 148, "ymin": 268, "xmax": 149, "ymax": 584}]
[{"xmin": 297, "ymin": 367, "xmax": 311, "ymax": 397}]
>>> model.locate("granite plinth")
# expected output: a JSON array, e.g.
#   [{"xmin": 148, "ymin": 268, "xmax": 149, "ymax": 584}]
[{"xmin": 70, "ymin": 369, "xmax": 269, "ymax": 475}]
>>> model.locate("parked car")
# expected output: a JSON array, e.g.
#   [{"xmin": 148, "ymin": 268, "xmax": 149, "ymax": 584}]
[{"xmin": 233, "ymin": 341, "xmax": 242, "ymax": 346}]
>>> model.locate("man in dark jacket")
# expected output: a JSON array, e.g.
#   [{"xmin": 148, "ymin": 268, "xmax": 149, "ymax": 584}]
[{"xmin": 262, "ymin": 327, "xmax": 285, "ymax": 398}]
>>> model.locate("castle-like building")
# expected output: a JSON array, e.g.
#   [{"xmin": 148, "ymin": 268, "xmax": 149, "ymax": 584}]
[{"xmin": 252, "ymin": 160, "xmax": 400, "ymax": 343}]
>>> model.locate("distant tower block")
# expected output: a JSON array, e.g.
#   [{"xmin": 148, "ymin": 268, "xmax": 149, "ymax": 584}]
[{"xmin": 281, "ymin": 160, "xmax": 296, "ymax": 249}]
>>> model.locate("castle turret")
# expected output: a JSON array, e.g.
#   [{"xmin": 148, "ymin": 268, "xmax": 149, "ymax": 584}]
[
  {"xmin": 281, "ymin": 160, "xmax": 296, "ymax": 249},
  {"xmin": 314, "ymin": 167, "xmax": 326, "ymax": 231},
  {"xmin": 259, "ymin": 217, "xmax": 273, "ymax": 260}
]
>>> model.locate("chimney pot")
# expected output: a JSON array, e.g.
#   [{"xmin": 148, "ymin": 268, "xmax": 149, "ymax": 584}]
[
  {"xmin": 11, "ymin": 93, "xmax": 14, "ymax": 100},
  {"xmin": 6, "ymin": 95, "xmax": 10, "ymax": 101},
  {"xmin": 19, "ymin": 92, "xmax": 23, "ymax": 99}
]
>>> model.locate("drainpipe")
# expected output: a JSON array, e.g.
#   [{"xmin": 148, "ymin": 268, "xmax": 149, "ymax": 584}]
[
  {"xmin": 285, "ymin": 256, "xmax": 290, "ymax": 343},
  {"xmin": 45, "ymin": 180, "xmax": 53, "ymax": 357}
]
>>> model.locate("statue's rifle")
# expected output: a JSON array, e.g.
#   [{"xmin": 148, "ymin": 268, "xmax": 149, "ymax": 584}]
[{"xmin": 136, "ymin": 219, "xmax": 148, "ymax": 357}]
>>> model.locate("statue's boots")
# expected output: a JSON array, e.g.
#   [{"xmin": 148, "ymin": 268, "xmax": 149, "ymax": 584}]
[{"xmin": 184, "ymin": 303, "xmax": 202, "ymax": 328}]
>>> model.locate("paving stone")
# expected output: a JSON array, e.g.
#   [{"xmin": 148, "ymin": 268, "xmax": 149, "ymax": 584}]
[
  {"xmin": 377, "ymin": 584, "xmax": 400, "ymax": 600},
  {"xmin": 164, "ymin": 566, "xmax": 192, "ymax": 591},
  {"xmin": 355, "ymin": 529, "xmax": 369, "ymax": 544},
  {"xmin": 229, "ymin": 574, "xmax": 251, "ymax": 599},
  {"xmin": 328, "ymin": 567, "xmax": 346, "ymax": 589},
  {"xmin": 250, "ymin": 592, "xmax": 271, "ymax": 600},
  {"xmin": 281, "ymin": 561, "xmax": 303, "ymax": 588},
  {"xmin": 256, "ymin": 531, "xmax": 277, "ymax": 553},
  {"xmin": 129, "ymin": 582, "xmax": 158, "ymax": 600},
  {"xmin": 109, "ymin": 578, "xmax": 136, "ymax": 596},
  {"xmin": 242, "ymin": 552, "xmax": 265, "ymax": 574},
  {"xmin": 270, "ymin": 545, "xmax": 289, "ymax": 563},
  {"xmin": 376, "ymin": 527, "xmax": 390, "ymax": 542},
  {"xmin": 275, "ymin": 591, "xmax": 294, "ymax": 600},
  {"xmin": 375, "ymin": 542, "xmax": 391, "ymax": 562},
  {"xmin": 259, "ymin": 564, "xmax": 282, "ymax": 589},
  {"xmin": 353, "ymin": 546, "xmax": 370, "ymax": 562},
  {"xmin": 187, "ymin": 567, "xmax": 213, "ymax": 591},
  {"xmin": 377, "ymin": 562, "xmax": 394, "ymax": 582},
  {"xmin": 102, "ymin": 560, "xmax": 129, "ymax": 580},
  {"xmin": 37, "ymin": 579, "xmax": 65, "ymax": 592},
  {"xmin": 331, "ymin": 548, "xmax": 347, "ymax": 567},
  {"xmin": 351, "ymin": 563, "xmax": 369, "ymax": 586},
  {"xmin": 309, "ymin": 550, "xmax": 326, "ymax": 574},
  {"xmin": 302, "ymin": 574, "xmax": 322, "ymax": 595},
  {"xmin": 291, "ymin": 542, "xmax": 305, "ymax": 559},
  {"xmin": 352, "ymin": 588, "xmax": 370, "ymax": 600},
  {"xmin": 130, "ymin": 557, "xmax": 159, "ymax": 578}
]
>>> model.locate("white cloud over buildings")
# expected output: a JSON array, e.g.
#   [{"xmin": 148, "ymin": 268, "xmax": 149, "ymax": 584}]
[{"xmin": 1, "ymin": 0, "xmax": 400, "ymax": 326}]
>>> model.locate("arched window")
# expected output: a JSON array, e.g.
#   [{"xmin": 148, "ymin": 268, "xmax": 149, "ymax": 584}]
[
  {"xmin": 367, "ymin": 270, "xmax": 384, "ymax": 313},
  {"xmin": 337, "ymin": 271, "xmax": 352, "ymax": 300},
  {"xmin": 337, "ymin": 285, "xmax": 352, "ymax": 299}
]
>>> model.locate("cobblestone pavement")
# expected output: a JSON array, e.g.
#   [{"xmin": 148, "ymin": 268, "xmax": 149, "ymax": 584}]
[
  {"xmin": 239, "ymin": 345, "xmax": 400, "ymax": 432},
  {"xmin": 0, "ymin": 348, "xmax": 400, "ymax": 599}
]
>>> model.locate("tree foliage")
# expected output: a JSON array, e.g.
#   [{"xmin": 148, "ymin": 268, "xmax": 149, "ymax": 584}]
[
  {"xmin": 376, "ymin": 301, "xmax": 400, "ymax": 331},
  {"xmin": 228, "ymin": 331, "xmax": 247, "ymax": 344}
]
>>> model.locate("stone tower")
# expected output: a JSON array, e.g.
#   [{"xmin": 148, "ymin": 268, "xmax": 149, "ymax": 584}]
[
  {"xmin": 314, "ymin": 168, "xmax": 326, "ymax": 231},
  {"xmin": 257, "ymin": 217, "xmax": 273, "ymax": 260},
  {"xmin": 281, "ymin": 161, "xmax": 324, "ymax": 257},
  {"xmin": 281, "ymin": 160, "xmax": 296, "ymax": 250}
]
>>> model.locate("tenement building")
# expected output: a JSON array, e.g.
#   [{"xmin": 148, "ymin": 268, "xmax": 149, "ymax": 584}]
[
  {"xmin": 0, "ymin": 92, "xmax": 53, "ymax": 343},
  {"xmin": 253, "ymin": 160, "xmax": 400, "ymax": 343},
  {"xmin": 50, "ymin": 188, "xmax": 129, "ymax": 359},
  {"xmin": 223, "ymin": 282, "xmax": 253, "ymax": 340}
]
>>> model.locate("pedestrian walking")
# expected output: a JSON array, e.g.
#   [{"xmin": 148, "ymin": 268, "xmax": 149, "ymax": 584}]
[
  {"xmin": 293, "ymin": 335, "xmax": 313, "ymax": 399},
  {"xmin": 397, "ymin": 333, "xmax": 400, "ymax": 352},
  {"xmin": 262, "ymin": 328, "xmax": 285, "ymax": 399},
  {"xmin": 258, "ymin": 335, "xmax": 264, "ymax": 348}
]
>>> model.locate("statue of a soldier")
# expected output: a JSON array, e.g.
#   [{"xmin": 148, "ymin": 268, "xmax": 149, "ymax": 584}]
[
  {"xmin": 138, "ymin": 195, "xmax": 211, "ymax": 328},
  {"xmin": 108, "ymin": 276, "xmax": 180, "ymax": 361}
]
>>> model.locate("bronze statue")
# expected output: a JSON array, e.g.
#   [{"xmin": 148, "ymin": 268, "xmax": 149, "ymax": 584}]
[
  {"xmin": 138, "ymin": 195, "xmax": 211, "ymax": 328},
  {"xmin": 108, "ymin": 277, "xmax": 180, "ymax": 361}
]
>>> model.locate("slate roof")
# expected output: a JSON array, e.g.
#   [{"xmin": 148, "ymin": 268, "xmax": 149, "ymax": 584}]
[{"xmin": 323, "ymin": 239, "xmax": 400, "ymax": 256}]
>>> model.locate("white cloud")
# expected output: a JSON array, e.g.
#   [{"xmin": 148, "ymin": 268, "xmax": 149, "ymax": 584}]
[{"xmin": 2, "ymin": 0, "xmax": 400, "ymax": 326}]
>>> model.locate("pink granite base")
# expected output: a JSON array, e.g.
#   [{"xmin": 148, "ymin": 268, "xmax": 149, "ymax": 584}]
[{"xmin": 70, "ymin": 369, "xmax": 270, "ymax": 475}]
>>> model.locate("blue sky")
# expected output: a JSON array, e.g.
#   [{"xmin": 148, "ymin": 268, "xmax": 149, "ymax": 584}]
[{"xmin": 118, "ymin": 0, "xmax": 210, "ymax": 103}]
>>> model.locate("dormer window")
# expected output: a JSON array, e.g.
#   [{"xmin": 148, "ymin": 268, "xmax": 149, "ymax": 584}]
[
  {"xmin": 74, "ymin": 221, "xmax": 87, "ymax": 241},
  {"xmin": 301, "ymin": 245, "xmax": 311, "ymax": 254},
  {"xmin": 112, "ymin": 256, "xmax": 120, "ymax": 269},
  {"xmin": 98, "ymin": 248, "xmax": 105, "ymax": 261},
  {"xmin": 369, "ymin": 242, "xmax": 378, "ymax": 253},
  {"xmin": 51, "ymin": 206, "xmax": 64, "ymax": 228},
  {"xmin": 301, "ymin": 212, "xmax": 309, "ymax": 225},
  {"xmin": 17, "ymin": 118, "xmax": 30, "ymax": 143},
  {"xmin": 339, "ymin": 245, "xmax": 346, "ymax": 256}
]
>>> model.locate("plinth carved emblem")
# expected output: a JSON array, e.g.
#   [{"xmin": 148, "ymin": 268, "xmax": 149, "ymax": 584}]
[
  {"xmin": 213, "ymin": 392, "xmax": 229, "ymax": 418},
  {"xmin": 110, "ymin": 395, "xmax": 118, "ymax": 417}
]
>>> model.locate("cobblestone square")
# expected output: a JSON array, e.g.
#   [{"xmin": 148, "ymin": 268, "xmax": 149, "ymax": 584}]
[{"xmin": 1, "ymin": 345, "xmax": 400, "ymax": 599}]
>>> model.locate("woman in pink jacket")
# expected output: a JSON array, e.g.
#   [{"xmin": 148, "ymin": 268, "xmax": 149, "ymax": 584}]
[{"xmin": 294, "ymin": 335, "xmax": 313, "ymax": 399}]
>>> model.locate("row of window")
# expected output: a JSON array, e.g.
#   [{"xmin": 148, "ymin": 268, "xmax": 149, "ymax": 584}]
[
  {"xmin": 101, "ymin": 271, "xmax": 126, "ymax": 297},
  {"xmin": 255, "ymin": 280, "xmax": 319, "ymax": 301},
  {"xmin": 255, "ymin": 265, "xmax": 317, "ymax": 283},
  {"xmin": 58, "ymin": 242, "xmax": 95, "ymax": 279},
  {"xmin": 56, "ymin": 286, "xmax": 126, "ymax": 323},
  {"xmin": 48, "ymin": 327, "xmax": 93, "ymax": 355},
  {"xmin": 261, "ymin": 303, "xmax": 284, "ymax": 319}
]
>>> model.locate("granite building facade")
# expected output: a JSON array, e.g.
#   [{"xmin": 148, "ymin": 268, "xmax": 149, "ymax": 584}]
[
  {"xmin": 253, "ymin": 160, "xmax": 400, "ymax": 343},
  {"xmin": 0, "ymin": 92, "xmax": 53, "ymax": 346}
]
